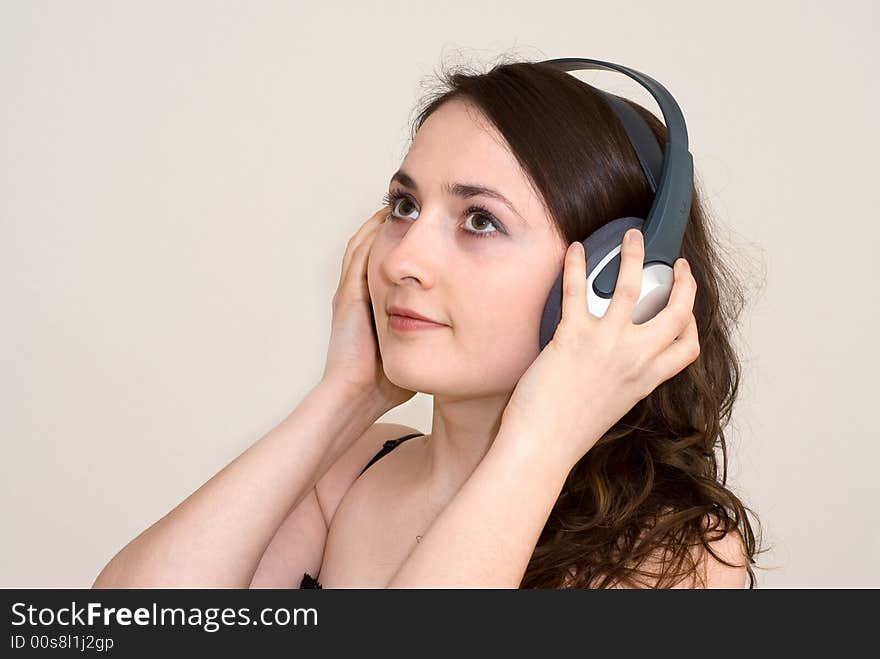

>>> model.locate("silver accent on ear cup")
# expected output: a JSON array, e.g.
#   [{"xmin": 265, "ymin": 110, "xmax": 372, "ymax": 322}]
[
  {"xmin": 631, "ymin": 263, "xmax": 674, "ymax": 324},
  {"xmin": 586, "ymin": 246, "xmax": 674, "ymax": 324}
]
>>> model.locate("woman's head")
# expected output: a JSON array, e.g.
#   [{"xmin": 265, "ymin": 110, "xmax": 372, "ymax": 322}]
[
  {"xmin": 369, "ymin": 56, "xmax": 765, "ymax": 587},
  {"xmin": 367, "ymin": 97, "xmax": 568, "ymax": 400}
]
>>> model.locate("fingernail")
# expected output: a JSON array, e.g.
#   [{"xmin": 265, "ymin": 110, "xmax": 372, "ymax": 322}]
[{"xmin": 628, "ymin": 229, "xmax": 641, "ymax": 244}]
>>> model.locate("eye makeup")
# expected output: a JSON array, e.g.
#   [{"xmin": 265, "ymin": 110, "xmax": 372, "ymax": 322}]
[{"xmin": 381, "ymin": 189, "xmax": 508, "ymax": 240}]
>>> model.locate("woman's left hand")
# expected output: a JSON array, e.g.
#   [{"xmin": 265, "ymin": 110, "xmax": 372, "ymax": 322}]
[{"xmin": 498, "ymin": 228, "xmax": 700, "ymax": 472}]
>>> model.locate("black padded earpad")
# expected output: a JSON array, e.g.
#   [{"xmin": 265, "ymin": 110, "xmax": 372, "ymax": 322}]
[{"xmin": 538, "ymin": 216, "xmax": 645, "ymax": 350}]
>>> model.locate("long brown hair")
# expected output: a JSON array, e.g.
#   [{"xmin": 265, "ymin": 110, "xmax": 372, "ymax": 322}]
[{"xmin": 404, "ymin": 54, "xmax": 768, "ymax": 588}]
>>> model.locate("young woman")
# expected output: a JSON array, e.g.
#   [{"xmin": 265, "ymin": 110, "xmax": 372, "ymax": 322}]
[{"xmin": 93, "ymin": 59, "xmax": 764, "ymax": 589}]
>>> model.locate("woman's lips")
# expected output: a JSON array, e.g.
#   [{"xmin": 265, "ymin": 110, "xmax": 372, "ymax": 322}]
[{"xmin": 388, "ymin": 314, "xmax": 448, "ymax": 332}]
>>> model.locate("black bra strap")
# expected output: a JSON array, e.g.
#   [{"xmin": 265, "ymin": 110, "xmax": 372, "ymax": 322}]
[{"xmin": 358, "ymin": 433, "xmax": 425, "ymax": 477}]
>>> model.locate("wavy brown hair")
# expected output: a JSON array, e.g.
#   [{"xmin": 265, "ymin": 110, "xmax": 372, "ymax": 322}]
[{"xmin": 403, "ymin": 53, "xmax": 768, "ymax": 588}]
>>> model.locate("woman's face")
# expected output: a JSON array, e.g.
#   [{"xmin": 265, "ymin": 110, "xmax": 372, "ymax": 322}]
[{"xmin": 368, "ymin": 99, "xmax": 568, "ymax": 399}]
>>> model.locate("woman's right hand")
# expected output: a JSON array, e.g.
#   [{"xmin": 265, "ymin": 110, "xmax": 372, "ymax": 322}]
[{"xmin": 321, "ymin": 206, "xmax": 417, "ymax": 413}]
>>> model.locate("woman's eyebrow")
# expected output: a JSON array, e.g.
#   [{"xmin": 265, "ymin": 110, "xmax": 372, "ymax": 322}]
[{"xmin": 389, "ymin": 169, "xmax": 527, "ymax": 226}]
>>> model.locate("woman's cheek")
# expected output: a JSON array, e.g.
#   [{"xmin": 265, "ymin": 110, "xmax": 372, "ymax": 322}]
[{"xmin": 370, "ymin": 225, "xmax": 395, "ymax": 259}]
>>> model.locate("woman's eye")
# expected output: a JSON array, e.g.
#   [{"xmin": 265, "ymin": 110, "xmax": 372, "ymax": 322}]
[
  {"xmin": 464, "ymin": 214, "xmax": 499, "ymax": 236},
  {"xmin": 390, "ymin": 195, "xmax": 418, "ymax": 220},
  {"xmin": 381, "ymin": 191, "xmax": 505, "ymax": 239}
]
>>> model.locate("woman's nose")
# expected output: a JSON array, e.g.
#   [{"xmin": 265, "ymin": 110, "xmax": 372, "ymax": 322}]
[{"xmin": 380, "ymin": 212, "xmax": 445, "ymax": 286}]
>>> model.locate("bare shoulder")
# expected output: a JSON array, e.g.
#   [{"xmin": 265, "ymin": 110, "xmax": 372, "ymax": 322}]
[
  {"xmin": 580, "ymin": 512, "xmax": 749, "ymax": 590},
  {"xmin": 314, "ymin": 423, "xmax": 423, "ymax": 528},
  {"xmin": 696, "ymin": 525, "xmax": 749, "ymax": 588},
  {"xmin": 626, "ymin": 514, "xmax": 750, "ymax": 589},
  {"xmin": 686, "ymin": 512, "xmax": 749, "ymax": 588}
]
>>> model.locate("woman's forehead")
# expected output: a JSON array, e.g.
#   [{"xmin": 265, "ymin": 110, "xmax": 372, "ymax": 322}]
[
  {"xmin": 411, "ymin": 100, "xmax": 514, "ymax": 169},
  {"xmin": 401, "ymin": 102, "xmax": 546, "ymax": 226}
]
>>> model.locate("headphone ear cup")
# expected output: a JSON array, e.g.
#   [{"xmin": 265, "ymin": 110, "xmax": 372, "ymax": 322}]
[{"xmin": 539, "ymin": 217, "xmax": 646, "ymax": 350}]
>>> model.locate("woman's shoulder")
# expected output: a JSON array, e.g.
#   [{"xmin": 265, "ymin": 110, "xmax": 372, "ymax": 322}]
[
  {"xmin": 315, "ymin": 423, "xmax": 423, "ymax": 526},
  {"xmin": 563, "ymin": 510, "xmax": 749, "ymax": 589},
  {"xmin": 367, "ymin": 423, "xmax": 425, "ymax": 453},
  {"xmin": 621, "ymin": 513, "xmax": 749, "ymax": 589}
]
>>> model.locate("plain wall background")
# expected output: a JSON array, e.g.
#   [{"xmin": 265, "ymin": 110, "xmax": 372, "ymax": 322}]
[{"xmin": 2, "ymin": 0, "xmax": 877, "ymax": 588}]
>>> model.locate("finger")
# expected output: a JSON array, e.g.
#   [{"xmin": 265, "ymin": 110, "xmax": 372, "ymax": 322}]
[
  {"xmin": 339, "ymin": 221, "xmax": 383, "ymax": 300},
  {"xmin": 334, "ymin": 232, "xmax": 375, "ymax": 304},
  {"xmin": 560, "ymin": 241, "xmax": 589, "ymax": 324},
  {"xmin": 640, "ymin": 257, "xmax": 697, "ymax": 348},
  {"xmin": 340, "ymin": 207, "xmax": 388, "ymax": 282},
  {"xmin": 645, "ymin": 311, "xmax": 700, "ymax": 390},
  {"xmin": 341, "ymin": 207, "xmax": 387, "ymax": 275},
  {"xmin": 348, "ymin": 234, "xmax": 375, "ymax": 303},
  {"xmin": 604, "ymin": 228, "xmax": 645, "ymax": 326}
]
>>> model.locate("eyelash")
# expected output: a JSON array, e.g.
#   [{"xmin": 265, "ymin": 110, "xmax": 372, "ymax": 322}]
[{"xmin": 380, "ymin": 189, "xmax": 505, "ymax": 239}]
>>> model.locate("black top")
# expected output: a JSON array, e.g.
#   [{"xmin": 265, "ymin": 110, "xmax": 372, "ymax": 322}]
[{"xmin": 299, "ymin": 432, "xmax": 424, "ymax": 589}]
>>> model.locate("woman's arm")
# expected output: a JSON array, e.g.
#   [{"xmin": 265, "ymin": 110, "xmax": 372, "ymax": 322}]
[
  {"xmin": 92, "ymin": 379, "xmax": 387, "ymax": 588},
  {"xmin": 386, "ymin": 425, "xmax": 749, "ymax": 589},
  {"xmin": 386, "ymin": 427, "xmax": 571, "ymax": 589}
]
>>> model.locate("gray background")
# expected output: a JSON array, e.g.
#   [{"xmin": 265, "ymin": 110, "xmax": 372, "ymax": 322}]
[{"xmin": 2, "ymin": 0, "xmax": 877, "ymax": 587}]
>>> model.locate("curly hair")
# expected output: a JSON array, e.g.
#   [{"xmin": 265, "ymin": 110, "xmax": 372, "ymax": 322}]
[{"xmin": 403, "ymin": 53, "xmax": 769, "ymax": 588}]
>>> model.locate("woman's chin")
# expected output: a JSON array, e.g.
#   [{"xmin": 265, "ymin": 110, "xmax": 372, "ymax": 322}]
[{"xmin": 382, "ymin": 365, "xmax": 442, "ymax": 395}]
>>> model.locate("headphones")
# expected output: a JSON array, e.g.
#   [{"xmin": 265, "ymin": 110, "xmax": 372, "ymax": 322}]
[{"xmin": 537, "ymin": 57, "xmax": 694, "ymax": 350}]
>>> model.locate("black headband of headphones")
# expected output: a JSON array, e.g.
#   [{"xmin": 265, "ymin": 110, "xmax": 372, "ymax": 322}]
[{"xmin": 538, "ymin": 57, "xmax": 694, "ymax": 296}]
